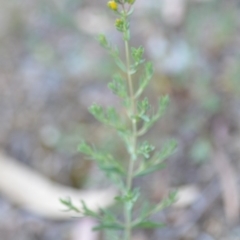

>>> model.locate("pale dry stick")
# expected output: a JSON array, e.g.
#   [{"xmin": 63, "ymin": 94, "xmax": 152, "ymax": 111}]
[
  {"xmin": 212, "ymin": 149, "xmax": 239, "ymax": 223},
  {"xmin": 0, "ymin": 151, "xmax": 117, "ymax": 219},
  {"xmin": 211, "ymin": 119, "xmax": 239, "ymax": 224}
]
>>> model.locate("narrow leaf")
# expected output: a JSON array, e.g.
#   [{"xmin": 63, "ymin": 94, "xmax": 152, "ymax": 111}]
[
  {"xmin": 135, "ymin": 163, "xmax": 166, "ymax": 177},
  {"xmin": 93, "ymin": 223, "xmax": 124, "ymax": 231},
  {"xmin": 133, "ymin": 221, "xmax": 165, "ymax": 229}
]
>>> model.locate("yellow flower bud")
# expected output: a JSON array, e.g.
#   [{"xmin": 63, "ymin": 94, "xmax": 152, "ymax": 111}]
[
  {"xmin": 115, "ymin": 18, "xmax": 124, "ymax": 32},
  {"xmin": 107, "ymin": 1, "xmax": 118, "ymax": 11}
]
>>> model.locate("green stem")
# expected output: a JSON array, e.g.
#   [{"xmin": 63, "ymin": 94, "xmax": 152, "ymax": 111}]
[
  {"xmin": 123, "ymin": 14, "xmax": 137, "ymax": 240},
  {"xmin": 125, "ymin": 39, "xmax": 137, "ymax": 187}
]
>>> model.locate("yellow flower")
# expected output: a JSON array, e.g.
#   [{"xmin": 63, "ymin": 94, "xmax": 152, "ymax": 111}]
[{"xmin": 107, "ymin": 1, "xmax": 118, "ymax": 11}]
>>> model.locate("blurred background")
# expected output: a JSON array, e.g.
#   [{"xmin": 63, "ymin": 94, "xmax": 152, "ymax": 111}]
[{"xmin": 0, "ymin": 0, "xmax": 240, "ymax": 239}]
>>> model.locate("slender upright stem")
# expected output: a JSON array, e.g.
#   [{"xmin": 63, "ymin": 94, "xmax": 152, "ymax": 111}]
[
  {"xmin": 125, "ymin": 39, "xmax": 137, "ymax": 189},
  {"xmin": 123, "ymin": 13, "xmax": 138, "ymax": 240}
]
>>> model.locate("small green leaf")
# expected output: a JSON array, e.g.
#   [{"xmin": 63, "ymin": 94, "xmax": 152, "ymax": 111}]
[
  {"xmin": 100, "ymin": 208, "xmax": 117, "ymax": 222},
  {"xmin": 114, "ymin": 188, "xmax": 140, "ymax": 210},
  {"xmin": 97, "ymin": 34, "xmax": 109, "ymax": 49},
  {"xmin": 100, "ymin": 164, "xmax": 125, "ymax": 176},
  {"xmin": 108, "ymin": 74, "xmax": 127, "ymax": 98},
  {"xmin": 138, "ymin": 97, "xmax": 150, "ymax": 114},
  {"xmin": 60, "ymin": 197, "xmax": 80, "ymax": 213},
  {"xmin": 153, "ymin": 190, "xmax": 178, "ymax": 213},
  {"xmin": 139, "ymin": 201, "xmax": 152, "ymax": 219},
  {"xmin": 78, "ymin": 142, "xmax": 125, "ymax": 177},
  {"xmin": 89, "ymin": 104, "xmax": 127, "ymax": 132},
  {"xmin": 78, "ymin": 141, "xmax": 93, "ymax": 155},
  {"xmin": 93, "ymin": 223, "xmax": 124, "ymax": 231},
  {"xmin": 114, "ymin": 57, "xmax": 127, "ymax": 72},
  {"xmin": 89, "ymin": 104, "xmax": 105, "ymax": 122},
  {"xmin": 156, "ymin": 139, "xmax": 177, "ymax": 162},
  {"xmin": 138, "ymin": 95, "xmax": 171, "ymax": 136},
  {"xmin": 135, "ymin": 139, "xmax": 176, "ymax": 177},
  {"xmin": 131, "ymin": 46, "xmax": 144, "ymax": 64},
  {"xmin": 134, "ymin": 62, "xmax": 154, "ymax": 99},
  {"xmin": 81, "ymin": 200, "xmax": 100, "ymax": 219},
  {"xmin": 157, "ymin": 95, "xmax": 169, "ymax": 117},
  {"xmin": 145, "ymin": 62, "xmax": 154, "ymax": 79},
  {"xmin": 133, "ymin": 221, "xmax": 165, "ymax": 229},
  {"xmin": 138, "ymin": 141, "xmax": 155, "ymax": 159},
  {"xmin": 135, "ymin": 163, "xmax": 166, "ymax": 177}
]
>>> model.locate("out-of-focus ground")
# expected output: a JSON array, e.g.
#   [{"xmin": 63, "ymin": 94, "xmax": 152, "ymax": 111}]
[{"xmin": 1, "ymin": 0, "xmax": 240, "ymax": 239}]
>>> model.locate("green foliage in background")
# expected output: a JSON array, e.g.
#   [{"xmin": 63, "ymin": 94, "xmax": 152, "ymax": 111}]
[{"xmin": 61, "ymin": 1, "xmax": 177, "ymax": 239}]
